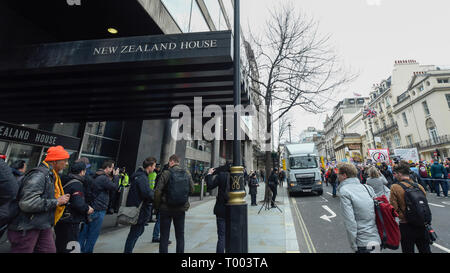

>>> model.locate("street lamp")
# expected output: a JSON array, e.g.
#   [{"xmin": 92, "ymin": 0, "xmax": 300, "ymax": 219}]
[
  {"xmin": 226, "ymin": 0, "xmax": 248, "ymax": 253},
  {"xmin": 288, "ymin": 123, "xmax": 292, "ymax": 143}
]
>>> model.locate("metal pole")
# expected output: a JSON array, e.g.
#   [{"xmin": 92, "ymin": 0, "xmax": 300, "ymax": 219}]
[
  {"xmin": 226, "ymin": 0, "xmax": 248, "ymax": 253},
  {"xmin": 288, "ymin": 123, "xmax": 292, "ymax": 143},
  {"xmin": 369, "ymin": 119, "xmax": 376, "ymax": 148}
]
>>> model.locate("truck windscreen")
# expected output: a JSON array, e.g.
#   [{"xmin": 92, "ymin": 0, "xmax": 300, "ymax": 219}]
[{"xmin": 289, "ymin": 156, "xmax": 317, "ymax": 169}]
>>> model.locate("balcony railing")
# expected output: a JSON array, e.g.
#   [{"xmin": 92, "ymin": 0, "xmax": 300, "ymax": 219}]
[
  {"xmin": 373, "ymin": 122, "xmax": 398, "ymax": 136},
  {"xmin": 398, "ymin": 134, "xmax": 450, "ymax": 150}
]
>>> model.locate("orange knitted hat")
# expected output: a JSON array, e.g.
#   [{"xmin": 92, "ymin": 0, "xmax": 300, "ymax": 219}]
[{"xmin": 45, "ymin": 146, "xmax": 70, "ymax": 162}]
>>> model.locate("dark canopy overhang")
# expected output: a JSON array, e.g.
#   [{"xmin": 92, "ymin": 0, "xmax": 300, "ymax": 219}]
[{"xmin": 0, "ymin": 30, "xmax": 250, "ymax": 123}]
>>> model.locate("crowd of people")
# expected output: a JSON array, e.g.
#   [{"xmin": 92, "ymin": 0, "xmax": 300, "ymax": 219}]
[
  {"xmin": 0, "ymin": 145, "xmax": 196, "ymax": 253},
  {"xmin": 323, "ymin": 158, "xmax": 449, "ymax": 253}
]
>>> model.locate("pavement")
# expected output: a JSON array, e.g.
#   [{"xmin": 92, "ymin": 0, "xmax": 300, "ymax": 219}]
[
  {"xmin": 94, "ymin": 182, "xmax": 297, "ymax": 253},
  {"xmin": 0, "ymin": 182, "xmax": 298, "ymax": 253}
]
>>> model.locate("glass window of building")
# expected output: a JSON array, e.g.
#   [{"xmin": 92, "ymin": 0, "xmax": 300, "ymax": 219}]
[
  {"xmin": 8, "ymin": 144, "xmax": 42, "ymax": 169},
  {"xmin": 402, "ymin": 112, "xmax": 408, "ymax": 126},
  {"xmin": 162, "ymin": 0, "xmax": 210, "ymax": 33},
  {"xmin": 406, "ymin": 135, "xmax": 413, "ymax": 145},
  {"xmin": 422, "ymin": 101, "xmax": 430, "ymax": 115},
  {"xmin": 82, "ymin": 135, "xmax": 120, "ymax": 159},
  {"xmin": 222, "ymin": 0, "xmax": 234, "ymax": 31},
  {"xmin": 394, "ymin": 134, "xmax": 401, "ymax": 147},
  {"xmin": 81, "ymin": 121, "xmax": 123, "ymax": 163},
  {"xmin": 190, "ymin": 0, "xmax": 210, "ymax": 32},
  {"xmin": 161, "ymin": 0, "xmax": 193, "ymax": 33},
  {"xmin": 22, "ymin": 123, "xmax": 81, "ymax": 138},
  {"xmin": 204, "ymin": 0, "xmax": 228, "ymax": 30},
  {"xmin": 0, "ymin": 141, "xmax": 8, "ymax": 154}
]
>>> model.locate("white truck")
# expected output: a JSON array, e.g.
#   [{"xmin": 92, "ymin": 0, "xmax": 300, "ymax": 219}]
[{"xmin": 285, "ymin": 143, "xmax": 323, "ymax": 196}]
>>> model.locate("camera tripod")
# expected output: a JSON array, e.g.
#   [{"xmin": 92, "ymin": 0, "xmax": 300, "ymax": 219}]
[{"xmin": 258, "ymin": 188, "xmax": 282, "ymax": 214}]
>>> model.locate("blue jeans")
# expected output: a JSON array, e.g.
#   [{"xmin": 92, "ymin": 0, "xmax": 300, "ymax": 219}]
[
  {"xmin": 124, "ymin": 223, "xmax": 145, "ymax": 253},
  {"xmin": 216, "ymin": 217, "xmax": 225, "ymax": 253},
  {"xmin": 78, "ymin": 210, "xmax": 106, "ymax": 253},
  {"xmin": 152, "ymin": 212, "xmax": 160, "ymax": 240},
  {"xmin": 332, "ymin": 183, "xmax": 337, "ymax": 196},
  {"xmin": 435, "ymin": 179, "xmax": 449, "ymax": 197}
]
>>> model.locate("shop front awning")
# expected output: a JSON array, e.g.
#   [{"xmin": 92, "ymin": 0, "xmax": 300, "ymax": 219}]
[{"xmin": 0, "ymin": 30, "xmax": 250, "ymax": 123}]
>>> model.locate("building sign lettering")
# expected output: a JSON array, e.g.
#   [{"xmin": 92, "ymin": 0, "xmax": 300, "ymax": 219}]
[
  {"xmin": 93, "ymin": 40, "xmax": 218, "ymax": 56},
  {"xmin": 0, "ymin": 122, "xmax": 80, "ymax": 150}
]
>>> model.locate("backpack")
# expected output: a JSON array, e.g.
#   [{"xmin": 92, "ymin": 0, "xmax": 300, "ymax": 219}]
[
  {"xmin": 166, "ymin": 168, "xmax": 190, "ymax": 207},
  {"xmin": 397, "ymin": 180, "xmax": 432, "ymax": 227},
  {"xmin": 419, "ymin": 166, "xmax": 428, "ymax": 178},
  {"xmin": 83, "ymin": 175, "xmax": 95, "ymax": 206},
  {"xmin": 363, "ymin": 185, "xmax": 401, "ymax": 250}
]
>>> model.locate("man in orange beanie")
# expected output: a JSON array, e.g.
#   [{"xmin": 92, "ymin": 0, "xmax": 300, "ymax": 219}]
[{"xmin": 8, "ymin": 145, "xmax": 70, "ymax": 253}]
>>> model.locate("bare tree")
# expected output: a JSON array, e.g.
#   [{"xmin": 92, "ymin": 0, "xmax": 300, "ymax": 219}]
[
  {"xmin": 244, "ymin": 2, "xmax": 357, "ymax": 196},
  {"xmin": 277, "ymin": 114, "xmax": 292, "ymax": 145}
]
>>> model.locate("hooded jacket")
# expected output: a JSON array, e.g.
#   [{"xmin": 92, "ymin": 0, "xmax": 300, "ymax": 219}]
[
  {"xmin": 59, "ymin": 174, "xmax": 90, "ymax": 224},
  {"xmin": 126, "ymin": 167, "xmax": 154, "ymax": 224},
  {"xmin": 8, "ymin": 163, "xmax": 58, "ymax": 231},
  {"xmin": 154, "ymin": 165, "xmax": 194, "ymax": 213},
  {"xmin": 337, "ymin": 177, "xmax": 381, "ymax": 251},
  {"xmin": 0, "ymin": 159, "xmax": 19, "ymax": 228},
  {"xmin": 90, "ymin": 169, "xmax": 119, "ymax": 211}
]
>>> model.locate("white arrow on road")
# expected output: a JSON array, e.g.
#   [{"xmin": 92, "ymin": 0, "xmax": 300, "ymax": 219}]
[{"xmin": 320, "ymin": 205, "xmax": 336, "ymax": 222}]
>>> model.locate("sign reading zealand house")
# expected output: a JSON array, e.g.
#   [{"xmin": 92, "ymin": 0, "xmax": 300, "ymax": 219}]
[
  {"xmin": 93, "ymin": 40, "xmax": 218, "ymax": 56},
  {"xmin": 0, "ymin": 31, "xmax": 232, "ymax": 70},
  {"xmin": 0, "ymin": 122, "xmax": 80, "ymax": 150}
]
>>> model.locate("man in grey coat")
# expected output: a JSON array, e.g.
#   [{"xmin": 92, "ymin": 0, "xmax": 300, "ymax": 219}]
[{"xmin": 337, "ymin": 163, "xmax": 381, "ymax": 253}]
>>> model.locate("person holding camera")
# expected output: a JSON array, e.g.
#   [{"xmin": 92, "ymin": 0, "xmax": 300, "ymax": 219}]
[
  {"xmin": 268, "ymin": 168, "xmax": 280, "ymax": 208},
  {"xmin": 205, "ymin": 162, "xmax": 232, "ymax": 253},
  {"xmin": 78, "ymin": 160, "xmax": 119, "ymax": 253},
  {"xmin": 54, "ymin": 162, "xmax": 94, "ymax": 253}
]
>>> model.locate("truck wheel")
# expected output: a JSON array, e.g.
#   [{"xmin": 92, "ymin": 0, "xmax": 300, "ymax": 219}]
[{"xmin": 317, "ymin": 190, "xmax": 323, "ymax": 196}]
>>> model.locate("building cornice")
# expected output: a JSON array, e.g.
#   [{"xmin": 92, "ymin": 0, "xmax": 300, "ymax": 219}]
[{"xmin": 393, "ymin": 87, "xmax": 450, "ymax": 114}]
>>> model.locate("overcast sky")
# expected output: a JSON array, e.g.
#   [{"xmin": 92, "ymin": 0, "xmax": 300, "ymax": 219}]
[{"xmin": 240, "ymin": 0, "xmax": 450, "ymax": 142}]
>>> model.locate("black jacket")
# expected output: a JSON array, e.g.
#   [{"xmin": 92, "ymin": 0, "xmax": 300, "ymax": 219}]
[
  {"xmin": 0, "ymin": 159, "xmax": 19, "ymax": 227},
  {"xmin": 248, "ymin": 177, "xmax": 259, "ymax": 195},
  {"xmin": 126, "ymin": 168, "xmax": 154, "ymax": 225},
  {"xmin": 206, "ymin": 172, "xmax": 229, "ymax": 218},
  {"xmin": 59, "ymin": 174, "xmax": 90, "ymax": 224},
  {"xmin": 8, "ymin": 163, "xmax": 58, "ymax": 231},
  {"xmin": 329, "ymin": 171, "xmax": 337, "ymax": 185},
  {"xmin": 268, "ymin": 172, "xmax": 279, "ymax": 187},
  {"xmin": 91, "ymin": 170, "xmax": 119, "ymax": 211}
]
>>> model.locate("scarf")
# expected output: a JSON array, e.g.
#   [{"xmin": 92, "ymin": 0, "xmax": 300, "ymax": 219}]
[{"xmin": 42, "ymin": 161, "xmax": 65, "ymax": 225}]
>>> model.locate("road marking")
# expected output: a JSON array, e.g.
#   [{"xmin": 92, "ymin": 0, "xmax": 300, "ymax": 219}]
[
  {"xmin": 429, "ymin": 203, "xmax": 445, "ymax": 208},
  {"xmin": 432, "ymin": 243, "xmax": 450, "ymax": 253},
  {"xmin": 442, "ymin": 201, "xmax": 450, "ymax": 206},
  {"xmin": 291, "ymin": 198, "xmax": 316, "ymax": 253},
  {"xmin": 320, "ymin": 205, "xmax": 337, "ymax": 222},
  {"xmin": 326, "ymin": 192, "xmax": 332, "ymax": 196}
]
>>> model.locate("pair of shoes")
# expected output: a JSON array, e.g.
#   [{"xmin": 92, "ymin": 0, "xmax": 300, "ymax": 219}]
[
  {"xmin": 152, "ymin": 238, "xmax": 172, "ymax": 245},
  {"xmin": 332, "ymin": 195, "xmax": 337, "ymax": 198},
  {"xmin": 436, "ymin": 195, "xmax": 442, "ymax": 198}
]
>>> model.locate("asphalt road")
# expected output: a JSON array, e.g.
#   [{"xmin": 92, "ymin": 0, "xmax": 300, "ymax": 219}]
[{"xmin": 289, "ymin": 183, "xmax": 450, "ymax": 253}]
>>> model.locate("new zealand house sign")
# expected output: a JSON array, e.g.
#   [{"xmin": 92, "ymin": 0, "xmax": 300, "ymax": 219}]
[{"xmin": 0, "ymin": 122, "xmax": 80, "ymax": 150}]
